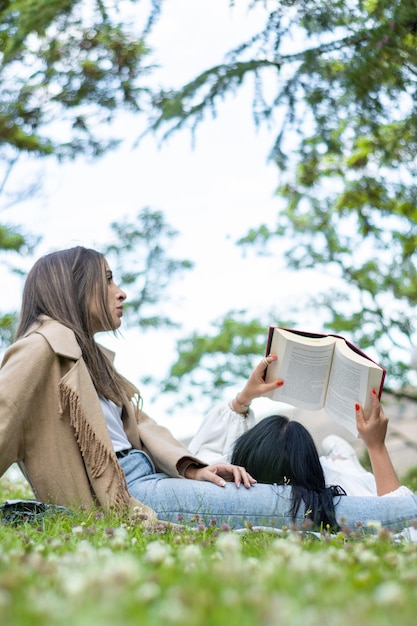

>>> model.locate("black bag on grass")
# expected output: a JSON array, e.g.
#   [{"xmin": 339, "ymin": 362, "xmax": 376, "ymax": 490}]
[{"xmin": 0, "ymin": 499, "xmax": 72, "ymax": 525}]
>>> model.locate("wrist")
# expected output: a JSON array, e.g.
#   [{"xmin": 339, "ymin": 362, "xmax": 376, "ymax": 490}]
[
  {"xmin": 184, "ymin": 462, "xmax": 205, "ymax": 479},
  {"xmin": 235, "ymin": 391, "xmax": 253, "ymax": 409},
  {"xmin": 367, "ymin": 442, "xmax": 388, "ymax": 455},
  {"xmin": 229, "ymin": 392, "xmax": 252, "ymax": 415},
  {"xmin": 235, "ymin": 391, "xmax": 252, "ymax": 408},
  {"xmin": 178, "ymin": 458, "xmax": 205, "ymax": 477}
]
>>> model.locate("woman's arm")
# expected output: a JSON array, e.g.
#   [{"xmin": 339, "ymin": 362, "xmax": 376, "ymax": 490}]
[
  {"xmin": 183, "ymin": 356, "xmax": 284, "ymax": 488},
  {"xmin": 230, "ymin": 355, "xmax": 284, "ymax": 411},
  {"xmin": 187, "ymin": 356, "xmax": 283, "ymax": 464},
  {"xmin": 355, "ymin": 390, "xmax": 401, "ymax": 496}
]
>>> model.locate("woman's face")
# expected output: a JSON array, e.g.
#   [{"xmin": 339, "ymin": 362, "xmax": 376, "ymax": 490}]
[{"xmin": 90, "ymin": 263, "xmax": 127, "ymax": 333}]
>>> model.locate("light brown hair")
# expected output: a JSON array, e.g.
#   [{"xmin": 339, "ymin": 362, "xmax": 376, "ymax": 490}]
[{"xmin": 15, "ymin": 246, "xmax": 128, "ymax": 404}]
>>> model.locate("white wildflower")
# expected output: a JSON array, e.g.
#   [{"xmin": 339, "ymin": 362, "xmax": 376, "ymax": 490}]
[
  {"xmin": 156, "ymin": 587, "xmax": 190, "ymax": 624},
  {"xmin": 178, "ymin": 544, "xmax": 203, "ymax": 572},
  {"xmin": 28, "ymin": 589, "xmax": 65, "ymax": 620},
  {"xmin": 34, "ymin": 544, "xmax": 46, "ymax": 553},
  {"xmin": 59, "ymin": 569, "xmax": 87, "ymax": 597},
  {"xmin": 102, "ymin": 553, "xmax": 140, "ymax": 586},
  {"xmin": 270, "ymin": 536, "xmax": 303, "ymax": 560},
  {"xmin": 373, "ymin": 581, "xmax": 405, "ymax": 606},
  {"xmin": 47, "ymin": 538, "xmax": 64, "ymax": 549},
  {"xmin": 135, "ymin": 581, "xmax": 161, "ymax": 603},
  {"xmin": 355, "ymin": 548, "xmax": 379, "ymax": 566},
  {"xmin": 245, "ymin": 556, "xmax": 261, "ymax": 575},
  {"xmin": 144, "ymin": 540, "xmax": 173, "ymax": 565},
  {"xmin": 58, "ymin": 552, "xmax": 139, "ymax": 597},
  {"xmin": 111, "ymin": 526, "xmax": 129, "ymax": 548},
  {"xmin": 215, "ymin": 531, "xmax": 241, "ymax": 557},
  {"xmin": 74, "ymin": 539, "xmax": 99, "ymax": 561}
]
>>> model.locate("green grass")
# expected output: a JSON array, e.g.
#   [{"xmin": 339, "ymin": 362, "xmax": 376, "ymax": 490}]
[{"xmin": 1, "ymin": 471, "xmax": 417, "ymax": 626}]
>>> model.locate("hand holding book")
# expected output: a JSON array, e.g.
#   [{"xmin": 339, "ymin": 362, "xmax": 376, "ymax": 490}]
[
  {"xmin": 263, "ymin": 327, "xmax": 386, "ymax": 437},
  {"xmin": 229, "ymin": 354, "xmax": 284, "ymax": 415}
]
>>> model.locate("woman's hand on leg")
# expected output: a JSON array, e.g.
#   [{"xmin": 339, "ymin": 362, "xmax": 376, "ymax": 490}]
[{"xmin": 185, "ymin": 462, "xmax": 256, "ymax": 489}]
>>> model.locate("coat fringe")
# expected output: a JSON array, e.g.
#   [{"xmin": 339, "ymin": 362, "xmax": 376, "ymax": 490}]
[{"xmin": 59, "ymin": 382, "xmax": 130, "ymax": 509}]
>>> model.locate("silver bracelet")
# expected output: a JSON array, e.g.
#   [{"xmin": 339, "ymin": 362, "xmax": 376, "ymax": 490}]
[
  {"xmin": 235, "ymin": 392, "xmax": 251, "ymax": 409},
  {"xmin": 228, "ymin": 401, "xmax": 249, "ymax": 417}
]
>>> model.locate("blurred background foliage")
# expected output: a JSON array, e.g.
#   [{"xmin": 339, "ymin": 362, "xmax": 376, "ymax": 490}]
[{"xmin": 1, "ymin": 0, "xmax": 417, "ymax": 405}]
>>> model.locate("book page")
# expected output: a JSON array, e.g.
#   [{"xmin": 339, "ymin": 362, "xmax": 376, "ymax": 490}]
[
  {"xmin": 324, "ymin": 340, "xmax": 384, "ymax": 436},
  {"xmin": 265, "ymin": 329, "xmax": 335, "ymax": 409}
]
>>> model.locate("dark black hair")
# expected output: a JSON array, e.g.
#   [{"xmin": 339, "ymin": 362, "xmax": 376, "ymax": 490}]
[{"xmin": 231, "ymin": 415, "xmax": 345, "ymax": 530}]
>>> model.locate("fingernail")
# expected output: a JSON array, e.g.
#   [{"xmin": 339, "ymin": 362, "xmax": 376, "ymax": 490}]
[
  {"xmin": 277, "ymin": 381, "xmax": 284, "ymax": 387},
  {"xmin": 220, "ymin": 480, "xmax": 226, "ymax": 487},
  {"xmin": 371, "ymin": 389, "xmax": 377, "ymax": 395},
  {"xmin": 355, "ymin": 403, "xmax": 360, "ymax": 411}
]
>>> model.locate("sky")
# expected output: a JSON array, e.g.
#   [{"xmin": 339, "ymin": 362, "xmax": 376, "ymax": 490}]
[{"xmin": 2, "ymin": 0, "xmax": 335, "ymax": 439}]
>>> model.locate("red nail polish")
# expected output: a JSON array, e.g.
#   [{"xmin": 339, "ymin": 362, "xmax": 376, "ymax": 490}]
[
  {"xmin": 277, "ymin": 381, "xmax": 284, "ymax": 387},
  {"xmin": 371, "ymin": 389, "xmax": 377, "ymax": 395},
  {"xmin": 355, "ymin": 403, "xmax": 360, "ymax": 411}
]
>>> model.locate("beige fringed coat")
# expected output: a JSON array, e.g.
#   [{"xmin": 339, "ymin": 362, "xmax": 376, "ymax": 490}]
[{"xmin": 0, "ymin": 318, "xmax": 200, "ymax": 513}]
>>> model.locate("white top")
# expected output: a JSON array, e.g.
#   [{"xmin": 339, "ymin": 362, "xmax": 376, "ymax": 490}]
[
  {"xmin": 188, "ymin": 403, "xmax": 413, "ymax": 498},
  {"xmin": 99, "ymin": 396, "xmax": 132, "ymax": 453},
  {"xmin": 188, "ymin": 403, "xmax": 256, "ymax": 464}
]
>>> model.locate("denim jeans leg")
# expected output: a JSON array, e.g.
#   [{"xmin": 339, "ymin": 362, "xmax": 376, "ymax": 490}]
[
  {"xmin": 119, "ymin": 450, "xmax": 417, "ymax": 531},
  {"xmin": 119, "ymin": 450, "xmax": 295, "ymax": 527}
]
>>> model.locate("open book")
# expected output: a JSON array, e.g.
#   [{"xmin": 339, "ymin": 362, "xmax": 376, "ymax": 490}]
[{"xmin": 264, "ymin": 327, "xmax": 386, "ymax": 436}]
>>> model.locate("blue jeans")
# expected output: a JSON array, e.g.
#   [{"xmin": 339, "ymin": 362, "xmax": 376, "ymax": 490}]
[{"xmin": 119, "ymin": 450, "xmax": 417, "ymax": 531}]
